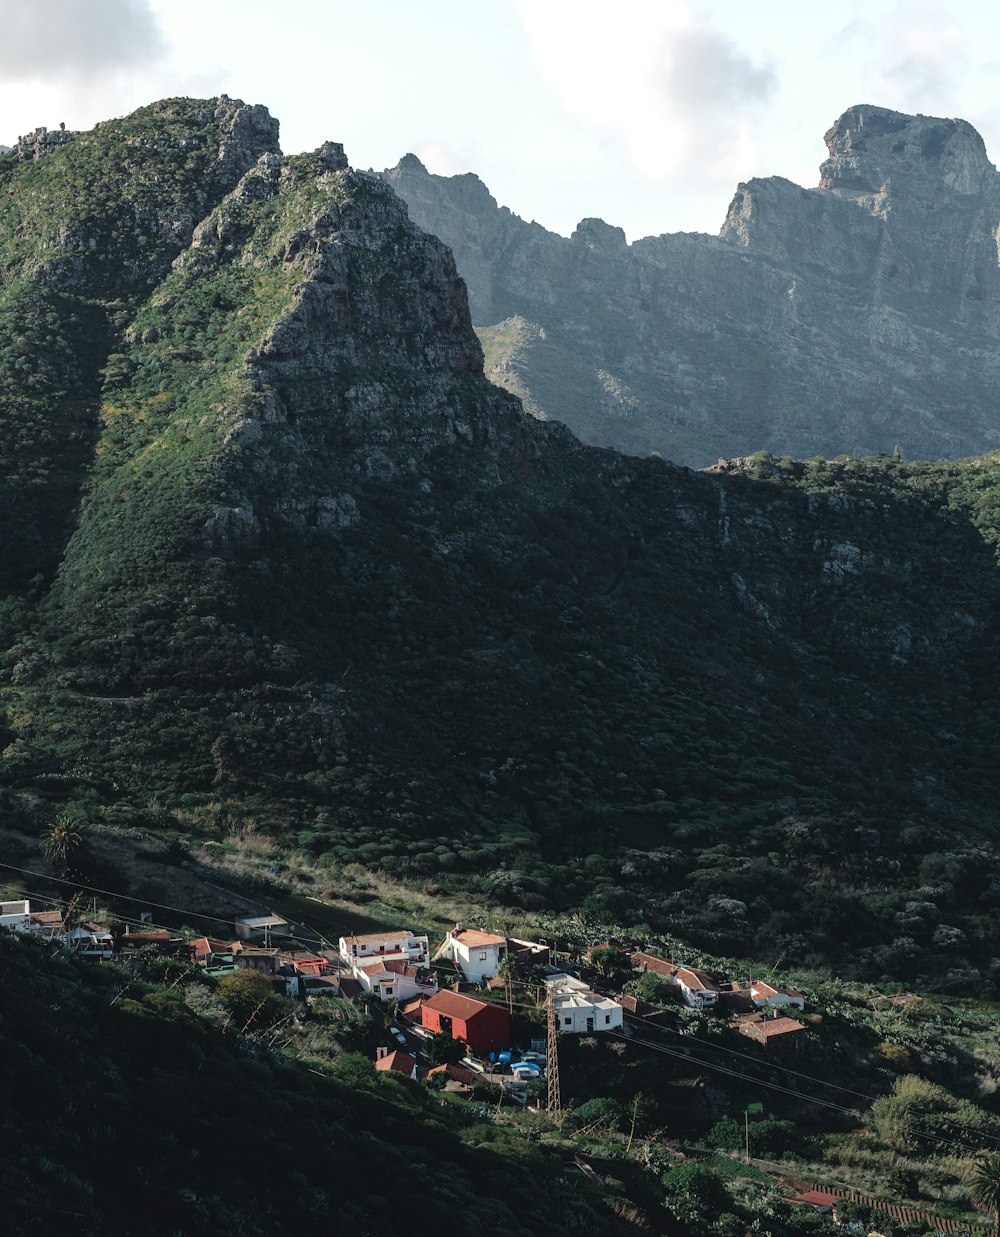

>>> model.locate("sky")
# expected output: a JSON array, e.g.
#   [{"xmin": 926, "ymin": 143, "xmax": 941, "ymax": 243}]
[{"xmin": 2, "ymin": 0, "xmax": 1000, "ymax": 242}]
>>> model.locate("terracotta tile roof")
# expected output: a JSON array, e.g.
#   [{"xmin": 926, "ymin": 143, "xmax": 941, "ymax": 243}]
[
  {"xmin": 360, "ymin": 958, "xmax": 418, "ymax": 977},
  {"xmin": 791, "ymin": 1191, "xmax": 837, "ymax": 1208},
  {"xmin": 342, "ymin": 930, "xmax": 411, "ymax": 945},
  {"xmin": 423, "ymin": 990, "xmax": 490, "ymax": 1020},
  {"xmin": 752, "ymin": 1016, "xmax": 805, "ymax": 1038},
  {"xmin": 752, "ymin": 981, "xmax": 804, "ymax": 999},
  {"xmin": 30, "ymin": 911, "xmax": 63, "ymax": 925},
  {"xmin": 374, "ymin": 1050, "xmax": 419, "ymax": 1076},
  {"xmin": 428, "ymin": 1063, "xmax": 480, "ymax": 1086},
  {"xmin": 630, "ymin": 953, "xmax": 719, "ymax": 992},
  {"xmin": 452, "ymin": 929, "xmax": 505, "ymax": 948},
  {"xmin": 190, "ymin": 937, "xmax": 231, "ymax": 959}
]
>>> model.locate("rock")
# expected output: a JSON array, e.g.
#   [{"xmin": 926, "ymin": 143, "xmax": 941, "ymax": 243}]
[{"xmin": 383, "ymin": 104, "xmax": 1000, "ymax": 466}]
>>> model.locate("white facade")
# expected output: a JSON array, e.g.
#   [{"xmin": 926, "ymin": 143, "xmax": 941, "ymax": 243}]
[
  {"xmin": 672, "ymin": 967, "xmax": 720, "ymax": 1009},
  {"xmin": 0, "ymin": 899, "xmax": 31, "ymax": 933},
  {"xmin": 354, "ymin": 958, "xmax": 438, "ymax": 1002},
  {"xmin": 435, "ymin": 927, "xmax": 507, "ymax": 983},
  {"xmin": 339, "ymin": 929, "xmax": 429, "ymax": 966},
  {"xmin": 546, "ymin": 975, "xmax": 624, "ymax": 1034}
]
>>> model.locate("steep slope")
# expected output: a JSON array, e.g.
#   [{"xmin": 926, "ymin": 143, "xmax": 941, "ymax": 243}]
[
  {"xmin": 4, "ymin": 102, "xmax": 1000, "ymax": 981},
  {"xmin": 0, "ymin": 97, "xmax": 279, "ymax": 598},
  {"xmin": 384, "ymin": 105, "xmax": 1000, "ymax": 467}
]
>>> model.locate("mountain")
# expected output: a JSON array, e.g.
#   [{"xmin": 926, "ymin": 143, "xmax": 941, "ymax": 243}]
[
  {"xmin": 4, "ymin": 100, "xmax": 1000, "ymax": 982},
  {"xmin": 384, "ymin": 105, "xmax": 1000, "ymax": 467}
]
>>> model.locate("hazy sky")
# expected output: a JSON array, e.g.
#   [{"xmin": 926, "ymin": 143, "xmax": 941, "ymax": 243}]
[{"xmin": 3, "ymin": 0, "xmax": 1000, "ymax": 241}]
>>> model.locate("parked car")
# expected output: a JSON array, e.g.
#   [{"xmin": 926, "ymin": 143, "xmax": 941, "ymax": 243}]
[
  {"xmin": 519, "ymin": 1051, "xmax": 546, "ymax": 1065},
  {"xmin": 391, "ymin": 1028, "xmax": 407, "ymax": 1046}
]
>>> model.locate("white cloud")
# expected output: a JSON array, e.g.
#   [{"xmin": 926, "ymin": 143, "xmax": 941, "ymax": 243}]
[
  {"xmin": 509, "ymin": 0, "xmax": 776, "ymax": 186},
  {"xmin": 415, "ymin": 141, "xmax": 479, "ymax": 178},
  {"xmin": 0, "ymin": 0, "xmax": 166, "ymax": 79}
]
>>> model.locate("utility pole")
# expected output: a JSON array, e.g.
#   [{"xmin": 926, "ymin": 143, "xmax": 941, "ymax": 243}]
[{"xmin": 546, "ymin": 986, "xmax": 562, "ymax": 1125}]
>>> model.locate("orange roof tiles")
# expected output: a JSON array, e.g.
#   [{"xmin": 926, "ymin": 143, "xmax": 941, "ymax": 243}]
[
  {"xmin": 423, "ymin": 990, "xmax": 489, "ymax": 1020},
  {"xmin": 452, "ymin": 929, "xmax": 505, "ymax": 947}
]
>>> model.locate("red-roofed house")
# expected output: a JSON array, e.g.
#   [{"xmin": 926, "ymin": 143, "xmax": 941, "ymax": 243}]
[
  {"xmin": 631, "ymin": 952, "xmax": 720, "ymax": 1009},
  {"xmin": 421, "ymin": 990, "xmax": 510, "ymax": 1056},
  {"xmin": 738, "ymin": 1014, "xmax": 806, "ymax": 1052},
  {"xmin": 356, "ymin": 956, "xmax": 438, "ymax": 1002},
  {"xmin": 750, "ymin": 981, "xmax": 805, "ymax": 1011},
  {"xmin": 434, "ymin": 925, "xmax": 507, "ymax": 983},
  {"xmin": 374, "ymin": 1048, "xmax": 421, "ymax": 1079}
]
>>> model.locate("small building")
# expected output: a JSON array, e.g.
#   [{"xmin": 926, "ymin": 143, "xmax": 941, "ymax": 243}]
[
  {"xmin": 750, "ymin": 981, "xmax": 805, "ymax": 1011},
  {"xmin": 28, "ymin": 909, "xmax": 64, "ymax": 938},
  {"xmin": 790, "ymin": 1190, "xmax": 837, "ymax": 1213},
  {"xmin": 232, "ymin": 942, "xmax": 280, "ymax": 974},
  {"xmin": 374, "ymin": 1048, "xmax": 421, "ymax": 1078},
  {"xmin": 69, "ymin": 923, "xmax": 115, "ymax": 960},
  {"xmin": 188, "ymin": 937, "xmax": 233, "ymax": 965},
  {"xmin": 434, "ymin": 926, "xmax": 507, "ymax": 984},
  {"xmin": 630, "ymin": 952, "xmax": 721, "ymax": 1009},
  {"xmin": 279, "ymin": 949, "xmax": 330, "ymax": 977},
  {"xmin": 234, "ymin": 914, "xmax": 290, "ymax": 942},
  {"xmin": 546, "ymin": 974, "xmax": 624, "ymax": 1034},
  {"xmin": 507, "ymin": 937, "xmax": 550, "ymax": 968},
  {"xmin": 356, "ymin": 957, "xmax": 438, "ymax": 1003},
  {"xmin": 0, "ymin": 900, "xmax": 31, "ymax": 933},
  {"xmin": 421, "ymin": 990, "xmax": 511, "ymax": 1057},
  {"xmin": 738, "ymin": 1014, "xmax": 806, "ymax": 1053},
  {"xmin": 338, "ymin": 929, "xmax": 429, "ymax": 966}
]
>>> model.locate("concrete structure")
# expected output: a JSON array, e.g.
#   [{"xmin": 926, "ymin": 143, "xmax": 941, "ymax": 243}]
[
  {"xmin": 355, "ymin": 957, "xmax": 438, "ymax": 1002},
  {"xmin": 0, "ymin": 900, "xmax": 31, "ymax": 933},
  {"xmin": 421, "ymin": 990, "xmax": 510, "ymax": 1056},
  {"xmin": 630, "ymin": 952, "xmax": 721, "ymax": 1009},
  {"xmin": 750, "ymin": 981, "xmax": 805, "ymax": 1011},
  {"xmin": 338, "ymin": 929, "xmax": 429, "ymax": 966},
  {"xmin": 234, "ymin": 914, "xmax": 290, "ymax": 942},
  {"xmin": 545, "ymin": 973, "xmax": 624, "ymax": 1034},
  {"xmin": 434, "ymin": 926, "xmax": 507, "ymax": 983}
]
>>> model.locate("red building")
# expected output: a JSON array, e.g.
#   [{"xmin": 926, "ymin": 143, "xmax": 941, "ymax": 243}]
[{"xmin": 421, "ymin": 990, "xmax": 510, "ymax": 1057}]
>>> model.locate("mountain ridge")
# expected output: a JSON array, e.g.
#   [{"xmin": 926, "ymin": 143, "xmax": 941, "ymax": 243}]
[{"xmin": 384, "ymin": 103, "xmax": 1000, "ymax": 467}]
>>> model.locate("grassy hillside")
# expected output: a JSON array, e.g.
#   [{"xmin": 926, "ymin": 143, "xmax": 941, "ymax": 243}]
[{"xmin": 3, "ymin": 102, "xmax": 1000, "ymax": 988}]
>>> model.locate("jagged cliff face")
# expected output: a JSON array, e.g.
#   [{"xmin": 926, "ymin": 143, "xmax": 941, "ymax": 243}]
[
  {"xmin": 384, "ymin": 105, "xmax": 1000, "ymax": 467},
  {"xmin": 6, "ymin": 100, "xmax": 1000, "ymax": 974}
]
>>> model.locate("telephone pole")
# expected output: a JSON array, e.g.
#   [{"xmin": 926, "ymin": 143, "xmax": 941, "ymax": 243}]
[{"xmin": 546, "ymin": 986, "xmax": 562, "ymax": 1125}]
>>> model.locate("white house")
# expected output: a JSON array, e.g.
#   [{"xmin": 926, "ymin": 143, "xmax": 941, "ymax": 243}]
[
  {"xmin": 0, "ymin": 899, "xmax": 31, "ymax": 933},
  {"xmin": 546, "ymin": 974, "xmax": 624, "ymax": 1034},
  {"xmin": 355, "ymin": 957, "xmax": 438, "ymax": 1002},
  {"xmin": 338, "ymin": 929, "xmax": 429, "ymax": 966},
  {"xmin": 434, "ymin": 926, "xmax": 507, "ymax": 983},
  {"xmin": 750, "ymin": 981, "xmax": 805, "ymax": 1011},
  {"xmin": 631, "ymin": 953, "xmax": 721, "ymax": 1009}
]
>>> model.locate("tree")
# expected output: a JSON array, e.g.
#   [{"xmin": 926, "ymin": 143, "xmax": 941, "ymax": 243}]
[
  {"xmin": 971, "ymin": 1153, "xmax": 1000, "ymax": 1237},
  {"xmin": 589, "ymin": 947, "xmax": 629, "ymax": 979},
  {"xmin": 632, "ymin": 969, "xmax": 669, "ymax": 1004},
  {"xmin": 425, "ymin": 1032, "xmax": 466, "ymax": 1065},
  {"xmin": 660, "ymin": 1163, "xmax": 731, "ymax": 1225},
  {"xmin": 216, "ymin": 969, "xmax": 281, "ymax": 1030},
  {"xmin": 40, "ymin": 810, "xmax": 89, "ymax": 876}
]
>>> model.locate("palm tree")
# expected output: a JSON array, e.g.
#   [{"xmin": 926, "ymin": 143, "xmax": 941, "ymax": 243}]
[
  {"xmin": 970, "ymin": 1153, "xmax": 1000, "ymax": 1237},
  {"xmin": 40, "ymin": 810, "xmax": 88, "ymax": 875}
]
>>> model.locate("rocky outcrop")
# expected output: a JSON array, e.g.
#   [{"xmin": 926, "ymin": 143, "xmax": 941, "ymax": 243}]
[{"xmin": 384, "ymin": 105, "xmax": 1000, "ymax": 466}]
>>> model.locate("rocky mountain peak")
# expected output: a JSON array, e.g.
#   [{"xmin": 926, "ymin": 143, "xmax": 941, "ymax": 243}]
[
  {"xmin": 820, "ymin": 103, "xmax": 997, "ymax": 198},
  {"xmin": 571, "ymin": 217, "xmax": 628, "ymax": 254}
]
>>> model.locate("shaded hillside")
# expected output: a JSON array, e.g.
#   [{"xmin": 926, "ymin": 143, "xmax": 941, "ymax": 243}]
[
  {"xmin": 3, "ymin": 102, "xmax": 1000, "ymax": 980},
  {"xmin": 384, "ymin": 105, "xmax": 1000, "ymax": 467},
  {"xmin": 0, "ymin": 931, "xmax": 630, "ymax": 1236}
]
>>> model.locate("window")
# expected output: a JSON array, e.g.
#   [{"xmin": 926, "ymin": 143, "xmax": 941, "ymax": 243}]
[
  {"xmin": 479, "ymin": 952, "xmax": 487, "ymax": 961},
  {"xmin": 605, "ymin": 1015, "xmax": 610, "ymax": 1024},
  {"xmin": 564, "ymin": 1017, "xmax": 572, "ymax": 1026}
]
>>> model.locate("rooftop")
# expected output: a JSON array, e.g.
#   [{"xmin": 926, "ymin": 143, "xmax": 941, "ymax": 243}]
[
  {"xmin": 341, "ymin": 929, "xmax": 413, "ymax": 945},
  {"xmin": 423, "ymin": 990, "xmax": 492, "ymax": 1020},
  {"xmin": 451, "ymin": 928, "xmax": 506, "ymax": 948},
  {"xmin": 375, "ymin": 1050, "xmax": 420, "ymax": 1076}
]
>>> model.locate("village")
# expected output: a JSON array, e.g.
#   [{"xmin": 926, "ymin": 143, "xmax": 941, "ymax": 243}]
[{"xmin": 5, "ymin": 887, "xmax": 1000, "ymax": 1233}]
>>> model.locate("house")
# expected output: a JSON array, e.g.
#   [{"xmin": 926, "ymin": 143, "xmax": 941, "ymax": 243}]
[
  {"xmin": 355, "ymin": 957, "xmax": 438, "ymax": 1002},
  {"xmin": 188, "ymin": 937, "xmax": 232, "ymax": 965},
  {"xmin": 421, "ymin": 990, "xmax": 511, "ymax": 1056},
  {"xmin": 0, "ymin": 899, "xmax": 31, "ymax": 933},
  {"xmin": 546, "ymin": 974, "xmax": 624, "ymax": 1034},
  {"xmin": 28, "ymin": 909, "xmax": 64, "ymax": 938},
  {"xmin": 427, "ymin": 1062, "xmax": 481, "ymax": 1093},
  {"xmin": 69, "ymin": 923, "xmax": 115, "ymax": 960},
  {"xmin": 631, "ymin": 952, "xmax": 721, "ymax": 1009},
  {"xmin": 338, "ymin": 929, "xmax": 429, "ymax": 966},
  {"xmin": 204, "ymin": 952, "xmax": 239, "ymax": 977},
  {"xmin": 507, "ymin": 937, "xmax": 550, "ymax": 968},
  {"xmin": 231, "ymin": 942, "xmax": 280, "ymax": 974},
  {"xmin": 374, "ymin": 1047, "xmax": 421, "ymax": 1078},
  {"xmin": 619, "ymin": 993, "xmax": 673, "ymax": 1025},
  {"xmin": 738, "ymin": 1014, "xmax": 807, "ymax": 1052},
  {"xmin": 398, "ymin": 995, "xmax": 428, "ymax": 1024},
  {"xmin": 790, "ymin": 1190, "xmax": 837, "ymax": 1213},
  {"xmin": 434, "ymin": 926, "xmax": 507, "ymax": 983},
  {"xmin": 279, "ymin": 949, "xmax": 330, "ymax": 977},
  {"xmin": 750, "ymin": 981, "xmax": 805, "ymax": 1011},
  {"xmin": 234, "ymin": 914, "xmax": 290, "ymax": 942}
]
